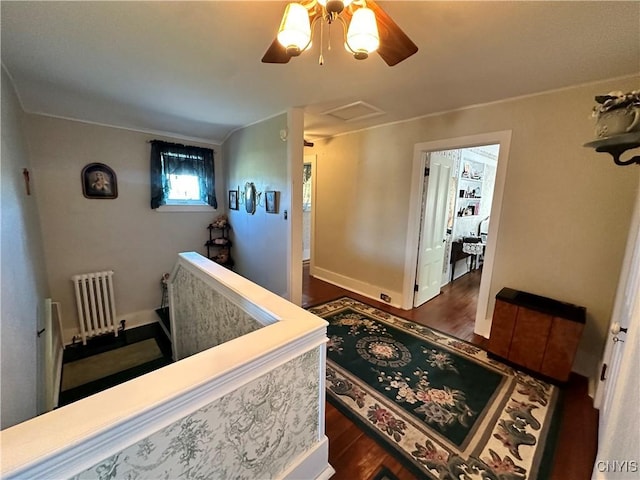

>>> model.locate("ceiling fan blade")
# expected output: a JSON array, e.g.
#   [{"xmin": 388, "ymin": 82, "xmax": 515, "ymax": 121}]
[
  {"xmin": 262, "ymin": 37, "xmax": 291, "ymax": 64},
  {"xmin": 367, "ymin": 0, "xmax": 418, "ymax": 66}
]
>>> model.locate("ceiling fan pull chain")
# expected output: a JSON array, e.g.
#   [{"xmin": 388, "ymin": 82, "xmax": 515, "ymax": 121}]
[{"xmin": 319, "ymin": 18, "xmax": 325, "ymax": 65}]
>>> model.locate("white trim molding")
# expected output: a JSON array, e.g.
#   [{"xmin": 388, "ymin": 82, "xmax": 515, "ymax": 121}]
[
  {"xmin": 311, "ymin": 265, "xmax": 403, "ymax": 309},
  {"xmin": 402, "ymin": 131, "xmax": 512, "ymax": 336}
]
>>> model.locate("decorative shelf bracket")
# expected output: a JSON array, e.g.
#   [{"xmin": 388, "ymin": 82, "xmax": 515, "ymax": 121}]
[
  {"xmin": 584, "ymin": 131, "xmax": 640, "ymax": 166},
  {"xmin": 604, "ymin": 147, "xmax": 640, "ymax": 166}
]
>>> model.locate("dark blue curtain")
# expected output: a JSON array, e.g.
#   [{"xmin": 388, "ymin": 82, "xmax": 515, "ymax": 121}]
[{"xmin": 149, "ymin": 140, "xmax": 217, "ymax": 209}]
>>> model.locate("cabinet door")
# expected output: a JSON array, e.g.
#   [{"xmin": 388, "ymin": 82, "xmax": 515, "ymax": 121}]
[
  {"xmin": 487, "ymin": 300, "xmax": 518, "ymax": 358},
  {"xmin": 508, "ymin": 308, "xmax": 552, "ymax": 371},
  {"xmin": 540, "ymin": 318, "xmax": 584, "ymax": 381}
]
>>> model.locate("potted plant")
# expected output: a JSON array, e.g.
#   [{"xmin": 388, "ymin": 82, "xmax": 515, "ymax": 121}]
[{"xmin": 592, "ymin": 90, "xmax": 640, "ymax": 139}]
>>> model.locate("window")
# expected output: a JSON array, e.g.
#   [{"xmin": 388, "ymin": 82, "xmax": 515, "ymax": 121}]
[
  {"xmin": 303, "ymin": 163, "xmax": 312, "ymax": 212},
  {"xmin": 161, "ymin": 150, "xmax": 205, "ymax": 205},
  {"xmin": 167, "ymin": 173, "xmax": 201, "ymax": 202},
  {"xmin": 150, "ymin": 140, "xmax": 217, "ymax": 209}
]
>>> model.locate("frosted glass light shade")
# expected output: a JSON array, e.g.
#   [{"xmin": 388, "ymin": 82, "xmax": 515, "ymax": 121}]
[
  {"xmin": 277, "ymin": 3, "xmax": 311, "ymax": 54},
  {"xmin": 346, "ymin": 7, "xmax": 379, "ymax": 55}
]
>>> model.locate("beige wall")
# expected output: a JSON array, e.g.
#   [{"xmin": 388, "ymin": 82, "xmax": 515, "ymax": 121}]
[
  {"xmin": 24, "ymin": 115, "xmax": 221, "ymax": 338},
  {"xmin": 1, "ymin": 69, "xmax": 50, "ymax": 428},
  {"xmin": 309, "ymin": 76, "xmax": 640, "ymax": 377},
  {"xmin": 223, "ymin": 114, "xmax": 290, "ymax": 297}
]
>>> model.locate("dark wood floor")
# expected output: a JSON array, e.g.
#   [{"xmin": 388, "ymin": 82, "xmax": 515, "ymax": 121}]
[
  {"xmin": 59, "ymin": 323, "xmax": 172, "ymax": 406},
  {"xmin": 302, "ymin": 266, "xmax": 598, "ymax": 480}
]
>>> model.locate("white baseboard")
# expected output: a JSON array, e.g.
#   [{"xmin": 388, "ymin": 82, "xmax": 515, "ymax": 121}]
[
  {"xmin": 281, "ymin": 437, "xmax": 334, "ymax": 480},
  {"xmin": 63, "ymin": 309, "xmax": 158, "ymax": 346},
  {"xmin": 311, "ymin": 266, "xmax": 404, "ymax": 309}
]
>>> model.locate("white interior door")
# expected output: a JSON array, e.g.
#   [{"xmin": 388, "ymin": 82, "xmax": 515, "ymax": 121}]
[
  {"xmin": 594, "ymin": 192, "xmax": 639, "ymax": 423},
  {"xmin": 414, "ymin": 153, "xmax": 454, "ymax": 306},
  {"xmin": 592, "ymin": 191, "xmax": 640, "ymax": 478}
]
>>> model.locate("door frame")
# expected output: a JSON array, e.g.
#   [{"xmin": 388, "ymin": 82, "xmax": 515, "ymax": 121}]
[
  {"xmin": 286, "ymin": 108, "xmax": 305, "ymax": 306},
  {"xmin": 402, "ymin": 131, "xmax": 512, "ymax": 338},
  {"xmin": 303, "ymin": 154, "xmax": 317, "ymax": 267}
]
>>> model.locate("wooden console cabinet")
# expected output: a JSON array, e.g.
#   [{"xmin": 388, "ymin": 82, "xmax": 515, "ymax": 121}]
[{"xmin": 487, "ymin": 287, "xmax": 586, "ymax": 382}]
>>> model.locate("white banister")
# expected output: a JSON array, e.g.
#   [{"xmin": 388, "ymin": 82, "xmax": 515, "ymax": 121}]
[{"xmin": 1, "ymin": 252, "xmax": 333, "ymax": 480}]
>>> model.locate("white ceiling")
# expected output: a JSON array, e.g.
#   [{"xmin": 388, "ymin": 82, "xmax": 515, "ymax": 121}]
[{"xmin": 2, "ymin": 1, "xmax": 639, "ymax": 144}]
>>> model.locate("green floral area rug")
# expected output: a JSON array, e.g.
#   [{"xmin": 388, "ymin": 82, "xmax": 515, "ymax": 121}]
[{"xmin": 309, "ymin": 297, "xmax": 561, "ymax": 480}]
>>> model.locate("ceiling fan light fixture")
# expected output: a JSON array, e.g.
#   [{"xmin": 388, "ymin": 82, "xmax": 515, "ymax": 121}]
[
  {"xmin": 263, "ymin": 0, "xmax": 418, "ymax": 66},
  {"xmin": 277, "ymin": 3, "xmax": 312, "ymax": 56},
  {"xmin": 346, "ymin": 7, "xmax": 379, "ymax": 58}
]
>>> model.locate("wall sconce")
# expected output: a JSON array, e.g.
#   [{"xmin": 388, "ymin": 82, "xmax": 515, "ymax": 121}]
[
  {"xmin": 584, "ymin": 131, "xmax": 640, "ymax": 166},
  {"xmin": 586, "ymin": 91, "xmax": 640, "ymax": 166}
]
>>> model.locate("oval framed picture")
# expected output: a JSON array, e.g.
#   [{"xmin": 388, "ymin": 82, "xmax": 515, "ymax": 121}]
[{"xmin": 245, "ymin": 182, "xmax": 256, "ymax": 214}]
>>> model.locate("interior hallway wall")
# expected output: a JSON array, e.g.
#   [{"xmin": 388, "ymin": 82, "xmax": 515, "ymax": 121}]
[
  {"xmin": 1, "ymin": 68, "xmax": 50, "ymax": 428},
  {"xmin": 23, "ymin": 115, "xmax": 221, "ymax": 340},
  {"xmin": 309, "ymin": 76, "xmax": 640, "ymax": 378},
  {"xmin": 223, "ymin": 114, "xmax": 291, "ymax": 297}
]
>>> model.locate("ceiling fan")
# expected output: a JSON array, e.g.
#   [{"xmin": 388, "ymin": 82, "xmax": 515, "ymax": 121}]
[{"xmin": 261, "ymin": 0, "xmax": 418, "ymax": 67}]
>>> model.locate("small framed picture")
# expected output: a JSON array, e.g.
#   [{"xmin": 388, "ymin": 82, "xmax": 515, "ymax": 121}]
[
  {"xmin": 265, "ymin": 190, "xmax": 278, "ymax": 214},
  {"xmin": 229, "ymin": 189, "xmax": 239, "ymax": 210},
  {"xmin": 82, "ymin": 163, "xmax": 117, "ymax": 199}
]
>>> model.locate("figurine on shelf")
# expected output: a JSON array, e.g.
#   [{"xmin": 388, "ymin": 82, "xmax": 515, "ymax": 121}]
[
  {"xmin": 160, "ymin": 273, "xmax": 170, "ymax": 309},
  {"xmin": 211, "ymin": 213, "xmax": 228, "ymax": 229},
  {"xmin": 213, "ymin": 247, "xmax": 230, "ymax": 265}
]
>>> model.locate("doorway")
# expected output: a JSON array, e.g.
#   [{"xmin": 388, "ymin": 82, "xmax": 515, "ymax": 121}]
[
  {"xmin": 414, "ymin": 145, "xmax": 499, "ymax": 307},
  {"xmin": 413, "ymin": 144, "xmax": 500, "ymax": 308},
  {"xmin": 302, "ymin": 154, "xmax": 316, "ymax": 264},
  {"xmin": 403, "ymin": 131, "xmax": 512, "ymax": 337},
  {"xmin": 446, "ymin": 145, "xmax": 499, "ymax": 286}
]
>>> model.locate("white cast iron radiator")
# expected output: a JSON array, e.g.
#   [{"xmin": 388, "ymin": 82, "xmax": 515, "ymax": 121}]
[{"xmin": 72, "ymin": 271, "xmax": 117, "ymax": 345}]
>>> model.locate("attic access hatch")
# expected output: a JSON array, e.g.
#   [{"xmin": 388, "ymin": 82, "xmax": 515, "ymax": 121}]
[{"xmin": 322, "ymin": 101, "xmax": 384, "ymax": 122}]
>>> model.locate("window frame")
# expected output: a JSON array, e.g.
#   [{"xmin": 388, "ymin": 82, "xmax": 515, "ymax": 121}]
[{"xmin": 150, "ymin": 140, "xmax": 217, "ymax": 211}]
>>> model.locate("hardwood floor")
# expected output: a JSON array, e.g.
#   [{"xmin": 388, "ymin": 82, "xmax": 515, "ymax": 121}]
[
  {"xmin": 59, "ymin": 323, "xmax": 172, "ymax": 406},
  {"xmin": 302, "ymin": 266, "xmax": 598, "ymax": 480}
]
